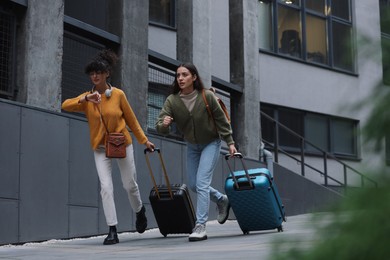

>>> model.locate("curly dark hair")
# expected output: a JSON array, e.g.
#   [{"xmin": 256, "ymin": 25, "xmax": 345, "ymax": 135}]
[
  {"xmin": 84, "ymin": 49, "xmax": 118, "ymax": 76},
  {"xmin": 172, "ymin": 62, "xmax": 205, "ymax": 94}
]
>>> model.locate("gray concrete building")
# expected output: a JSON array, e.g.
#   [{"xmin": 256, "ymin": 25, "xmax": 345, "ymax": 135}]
[{"xmin": 0, "ymin": 0, "xmax": 387, "ymax": 245}]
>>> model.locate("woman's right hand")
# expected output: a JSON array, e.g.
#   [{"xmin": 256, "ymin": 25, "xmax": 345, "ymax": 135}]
[
  {"xmin": 87, "ymin": 91, "xmax": 101, "ymax": 104},
  {"xmin": 163, "ymin": 115, "xmax": 173, "ymax": 127}
]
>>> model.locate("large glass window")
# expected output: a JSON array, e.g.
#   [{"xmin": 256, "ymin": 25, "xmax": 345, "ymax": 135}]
[
  {"xmin": 305, "ymin": 114, "xmax": 328, "ymax": 152},
  {"xmin": 331, "ymin": 118, "xmax": 356, "ymax": 156},
  {"xmin": 258, "ymin": 1, "xmax": 274, "ymax": 51},
  {"xmin": 331, "ymin": 0, "xmax": 351, "ymax": 21},
  {"xmin": 306, "ymin": 0, "xmax": 325, "ymax": 14},
  {"xmin": 149, "ymin": 0, "xmax": 176, "ymax": 28},
  {"xmin": 278, "ymin": 5, "xmax": 302, "ymax": 58},
  {"xmin": 278, "ymin": 109, "xmax": 304, "ymax": 148},
  {"xmin": 261, "ymin": 104, "xmax": 358, "ymax": 159},
  {"xmin": 258, "ymin": 0, "xmax": 355, "ymax": 72},
  {"xmin": 332, "ymin": 21, "xmax": 354, "ymax": 71},
  {"xmin": 306, "ymin": 15, "xmax": 327, "ymax": 64}
]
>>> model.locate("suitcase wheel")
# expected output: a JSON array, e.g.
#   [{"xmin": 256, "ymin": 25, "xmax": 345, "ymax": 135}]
[
  {"xmin": 161, "ymin": 232, "xmax": 167, "ymax": 237},
  {"xmin": 277, "ymin": 225, "xmax": 284, "ymax": 232},
  {"xmin": 243, "ymin": 230, "xmax": 249, "ymax": 235}
]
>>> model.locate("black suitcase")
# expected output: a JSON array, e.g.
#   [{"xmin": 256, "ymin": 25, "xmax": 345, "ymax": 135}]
[{"xmin": 145, "ymin": 148, "xmax": 196, "ymax": 237}]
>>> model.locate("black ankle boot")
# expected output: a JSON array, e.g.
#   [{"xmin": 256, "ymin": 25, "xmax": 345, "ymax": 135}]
[
  {"xmin": 136, "ymin": 205, "xmax": 147, "ymax": 233},
  {"xmin": 103, "ymin": 225, "xmax": 119, "ymax": 245}
]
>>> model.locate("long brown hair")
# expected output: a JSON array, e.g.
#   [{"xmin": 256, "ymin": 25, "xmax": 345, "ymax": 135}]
[{"xmin": 172, "ymin": 62, "xmax": 205, "ymax": 94}]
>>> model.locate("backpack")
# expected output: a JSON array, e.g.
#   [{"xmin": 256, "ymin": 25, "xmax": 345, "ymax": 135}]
[{"xmin": 201, "ymin": 88, "xmax": 231, "ymax": 127}]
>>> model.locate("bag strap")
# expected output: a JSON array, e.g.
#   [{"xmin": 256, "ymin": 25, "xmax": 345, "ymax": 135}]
[
  {"xmin": 97, "ymin": 105, "xmax": 109, "ymax": 134},
  {"xmin": 201, "ymin": 89, "xmax": 218, "ymax": 134},
  {"xmin": 218, "ymin": 97, "xmax": 230, "ymax": 122}
]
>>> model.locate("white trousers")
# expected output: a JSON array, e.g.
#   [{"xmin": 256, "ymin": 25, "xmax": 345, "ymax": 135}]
[{"xmin": 94, "ymin": 144, "xmax": 143, "ymax": 226}]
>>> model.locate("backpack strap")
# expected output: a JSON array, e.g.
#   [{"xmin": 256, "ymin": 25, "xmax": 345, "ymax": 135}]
[{"xmin": 202, "ymin": 89, "xmax": 218, "ymax": 134}]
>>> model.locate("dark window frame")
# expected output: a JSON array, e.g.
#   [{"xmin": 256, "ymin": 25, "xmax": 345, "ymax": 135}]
[
  {"xmin": 259, "ymin": 0, "xmax": 356, "ymax": 74},
  {"xmin": 260, "ymin": 103, "xmax": 359, "ymax": 160},
  {"xmin": 149, "ymin": 0, "xmax": 177, "ymax": 29}
]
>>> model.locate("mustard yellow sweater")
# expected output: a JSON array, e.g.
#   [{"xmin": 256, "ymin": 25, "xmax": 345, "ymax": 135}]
[{"xmin": 62, "ymin": 87, "xmax": 148, "ymax": 150}]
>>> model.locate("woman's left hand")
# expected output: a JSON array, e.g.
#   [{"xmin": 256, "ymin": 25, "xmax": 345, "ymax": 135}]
[
  {"xmin": 228, "ymin": 144, "xmax": 237, "ymax": 156},
  {"xmin": 145, "ymin": 140, "xmax": 155, "ymax": 152}
]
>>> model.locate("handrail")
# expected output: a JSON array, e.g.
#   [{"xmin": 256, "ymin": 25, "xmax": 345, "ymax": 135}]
[{"xmin": 261, "ymin": 111, "xmax": 378, "ymax": 191}]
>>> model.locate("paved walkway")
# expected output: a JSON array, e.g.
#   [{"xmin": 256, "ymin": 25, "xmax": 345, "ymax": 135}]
[{"xmin": 0, "ymin": 213, "xmax": 327, "ymax": 260}]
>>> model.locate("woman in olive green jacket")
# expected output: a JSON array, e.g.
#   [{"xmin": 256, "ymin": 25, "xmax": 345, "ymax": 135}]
[{"xmin": 156, "ymin": 62, "xmax": 237, "ymax": 242}]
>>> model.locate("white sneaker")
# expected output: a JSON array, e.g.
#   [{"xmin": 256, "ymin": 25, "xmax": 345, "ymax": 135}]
[
  {"xmin": 217, "ymin": 195, "xmax": 230, "ymax": 224},
  {"xmin": 189, "ymin": 224, "xmax": 207, "ymax": 242}
]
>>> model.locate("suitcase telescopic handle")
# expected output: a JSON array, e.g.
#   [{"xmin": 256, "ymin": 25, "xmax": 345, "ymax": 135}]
[
  {"xmin": 224, "ymin": 153, "xmax": 254, "ymax": 189},
  {"xmin": 144, "ymin": 148, "xmax": 173, "ymax": 199}
]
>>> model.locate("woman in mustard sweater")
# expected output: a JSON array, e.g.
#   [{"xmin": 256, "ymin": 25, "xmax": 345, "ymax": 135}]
[
  {"xmin": 62, "ymin": 50, "xmax": 154, "ymax": 245},
  {"xmin": 156, "ymin": 62, "xmax": 237, "ymax": 242}
]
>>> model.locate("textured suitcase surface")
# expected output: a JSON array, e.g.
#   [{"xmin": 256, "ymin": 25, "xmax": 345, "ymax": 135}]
[
  {"xmin": 149, "ymin": 184, "xmax": 195, "ymax": 237},
  {"xmin": 145, "ymin": 148, "xmax": 195, "ymax": 237},
  {"xmin": 224, "ymin": 155, "xmax": 286, "ymax": 234}
]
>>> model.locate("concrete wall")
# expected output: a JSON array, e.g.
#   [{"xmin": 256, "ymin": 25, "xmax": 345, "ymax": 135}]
[
  {"xmin": 210, "ymin": 0, "xmax": 230, "ymax": 81},
  {"xmin": 274, "ymin": 163, "xmax": 344, "ymax": 216},
  {"xmin": 148, "ymin": 0, "xmax": 231, "ymax": 81},
  {"xmin": 21, "ymin": 0, "xmax": 64, "ymax": 110}
]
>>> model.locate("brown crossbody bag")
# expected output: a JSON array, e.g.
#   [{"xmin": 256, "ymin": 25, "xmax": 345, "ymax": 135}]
[{"xmin": 99, "ymin": 107, "xmax": 126, "ymax": 158}]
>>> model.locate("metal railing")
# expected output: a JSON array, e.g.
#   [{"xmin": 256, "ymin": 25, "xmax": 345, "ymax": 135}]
[{"xmin": 261, "ymin": 111, "xmax": 378, "ymax": 193}]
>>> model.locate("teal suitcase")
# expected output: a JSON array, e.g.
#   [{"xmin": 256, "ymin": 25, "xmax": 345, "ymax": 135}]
[{"xmin": 224, "ymin": 153, "xmax": 286, "ymax": 234}]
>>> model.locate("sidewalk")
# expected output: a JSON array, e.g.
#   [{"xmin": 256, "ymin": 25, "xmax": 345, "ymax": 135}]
[{"xmin": 0, "ymin": 213, "xmax": 325, "ymax": 260}]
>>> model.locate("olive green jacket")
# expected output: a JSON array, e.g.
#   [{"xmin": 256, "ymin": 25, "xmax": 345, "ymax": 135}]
[{"xmin": 156, "ymin": 89, "xmax": 234, "ymax": 145}]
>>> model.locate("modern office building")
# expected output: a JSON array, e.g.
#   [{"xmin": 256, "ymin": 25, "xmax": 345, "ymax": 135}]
[{"xmin": 0, "ymin": 0, "xmax": 387, "ymax": 244}]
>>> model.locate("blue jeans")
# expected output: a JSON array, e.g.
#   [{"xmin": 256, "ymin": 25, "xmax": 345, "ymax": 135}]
[{"xmin": 186, "ymin": 139, "xmax": 224, "ymax": 225}]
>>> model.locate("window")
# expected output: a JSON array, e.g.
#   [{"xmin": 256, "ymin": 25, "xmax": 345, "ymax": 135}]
[
  {"xmin": 147, "ymin": 64, "xmax": 184, "ymax": 138},
  {"xmin": 258, "ymin": 0, "xmax": 355, "ymax": 72},
  {"xmin": 305, "ymin": 114, "xmax": 328, "ymax": 152},
  {"xmin": 0, "ymin": 9, "xmax": 16, "ymax": 99},
  {"xmin": 278, "ymin": 4, "xmax": 302, "ymax": 58},
  {"xmin": 278, "ymin": 109, "xmax": 304, "ymax": 148},
  {"xmin": 261, "ymin": 104, "xmax": 359, "ymax": 159},
  {"xmin": 147, "ymin": 64, "xmax": 232, "ymax": 140},
  {"xmin": 149, "ymin": 0, "xmax": 176, "ymax": 28},
  {"xmin": 61, "ymin": 33, "xmax": 105, "ymax": 104},
  {"xmin": 65, "ymin": 0, "xmax": 108, "ymax": 32},
  {"xmin": 380, "ymin": 0, "xmax": 390, "ymax": 85},
  {"xmin": 62, "ymin": 0, "xmax": 120, "ymax": 107},
  {"xmin": 331, "ymin": 118, "xmax": 356, "ymax": 156},
  {"xmin": 147, "ymin": 64, "xmax": 173, "ymax": 132}
]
